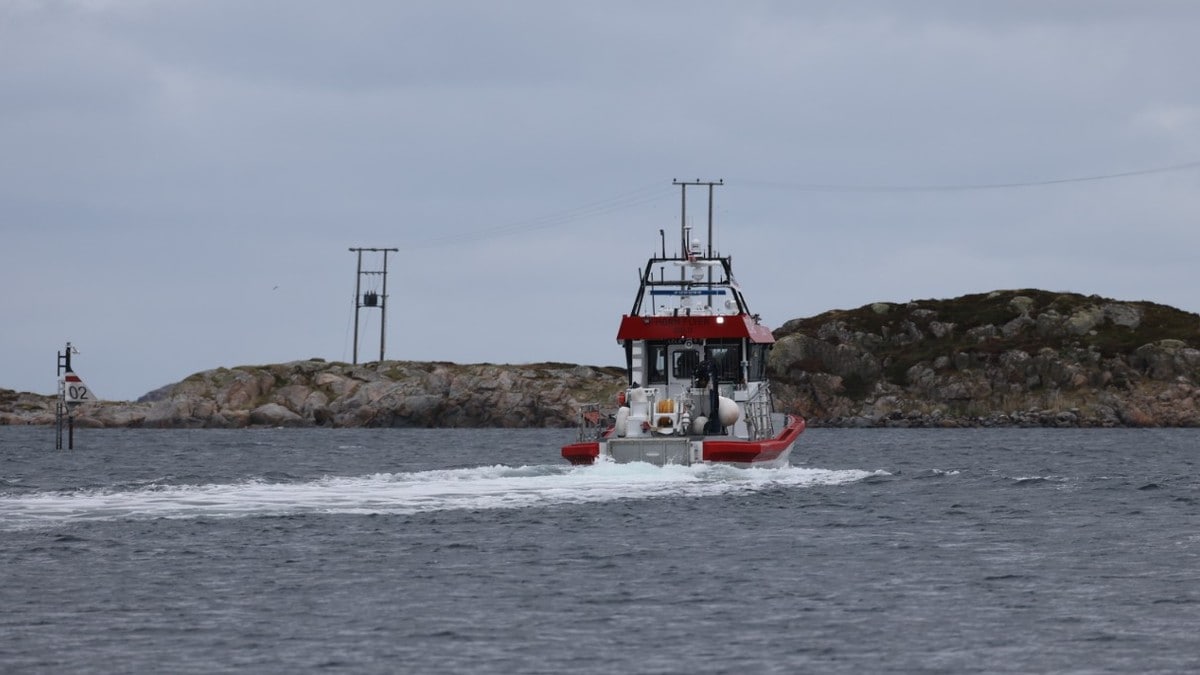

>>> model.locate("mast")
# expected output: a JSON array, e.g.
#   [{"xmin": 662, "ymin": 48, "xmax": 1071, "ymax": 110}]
[
  {"xmin": 672, "ymin": 179, "xmax": 723, "ymax": 255},
  {"xmin": 672, "ymin": 179, "xmax": 723, "ymax": 306}
]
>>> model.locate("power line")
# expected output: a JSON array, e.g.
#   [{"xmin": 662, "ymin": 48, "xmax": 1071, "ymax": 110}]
[
  {"xmin": 389, "ymin": 159, "xmax": 1198, "ymax": 250},
  {"xmin": 406, "ymin": 182, "xmax": 674, "ymax": 249},
  {"xmin": 736, "ymin": 159, "xmax": 1200, "ymax": 193}
]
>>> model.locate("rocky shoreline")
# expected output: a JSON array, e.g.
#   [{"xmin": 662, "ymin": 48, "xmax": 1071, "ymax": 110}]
[
  {"xmin": 1, "ymin": 361, "xmax": 625, "ymax": 429},
  {"xmin": 768, "ymin": 289, "xmax": 1200, "ymax": 428},
  {"xmin": 4, "ymin": 289, "xmax": 1199, "ymax": 429}
]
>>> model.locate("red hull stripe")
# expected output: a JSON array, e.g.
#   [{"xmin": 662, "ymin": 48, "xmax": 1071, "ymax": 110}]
[
  {"xmin": 562, "ymin": 442, "xmax": 600, "ymax": 466},
  {"xmin": 702, "ymin": 416, "xmax": 807, "ymax": 463},
  {"xmin": 64, "ymin": 373, "xmax": 82, "ymax": 383},
  {"xmin": 616, "ymin": 315, "xmax": 775, "ymax": 343},
  {"xmin": 559, "ymin": 416, "xmax": 806, "ymax": 466}
]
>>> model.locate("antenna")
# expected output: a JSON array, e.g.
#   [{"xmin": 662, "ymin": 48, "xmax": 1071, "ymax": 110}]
[{"xmin": 349, "ymin": 247, "xmax": 399, "ymax": 364}]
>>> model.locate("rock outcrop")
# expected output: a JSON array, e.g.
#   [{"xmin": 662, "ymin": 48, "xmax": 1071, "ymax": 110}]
[
  {"xmin": 5, "ymin": 289, "xmax": 1199, "ymax": 428},
  {"xmin": 0, "ymin": 360, "xmax": 625, "ymax": 428},
  {"xmin": 769, "ymin": 289, "xmax": 1200, "ymax": 427}
]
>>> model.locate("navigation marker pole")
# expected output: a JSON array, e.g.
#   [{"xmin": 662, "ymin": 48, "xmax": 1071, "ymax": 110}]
[
  {"xmin": 349, "ymin": 247, "xmax": 399, "ymax": 365},
  {"xmin": 55, "ymin": 342, "xmax": 88, "ymax": 449}
]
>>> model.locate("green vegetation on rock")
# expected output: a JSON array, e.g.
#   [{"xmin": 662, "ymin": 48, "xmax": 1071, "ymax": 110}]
[{"xmin": 770, "ymin": 289, "xmax": 1200, "ymax": 427}]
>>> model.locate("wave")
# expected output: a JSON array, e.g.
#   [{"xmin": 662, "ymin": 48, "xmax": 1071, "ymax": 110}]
[
  {"xmin": 1010, "ymin": 475, "xmax": 1069, "ymax": 485},
  {"xmin": 0, "ymin": 462, "xmax": 876, "ymax": 529}
]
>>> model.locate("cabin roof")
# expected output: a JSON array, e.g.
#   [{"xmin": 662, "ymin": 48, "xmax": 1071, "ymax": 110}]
[{"xmin": 616, "ymin": 314, "xmax": 776, "ymax": 343}]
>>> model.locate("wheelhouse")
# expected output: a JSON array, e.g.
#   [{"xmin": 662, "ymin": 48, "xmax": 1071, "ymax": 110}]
[{"xmin": 616, "ymin": 243, "xmax": 775, "ymax": 402}]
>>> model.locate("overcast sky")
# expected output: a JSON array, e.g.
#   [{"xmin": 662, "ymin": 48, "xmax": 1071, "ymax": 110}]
[{"xmin": 3, "ymin": 1, "xmax": 1198, "ymax": 401}]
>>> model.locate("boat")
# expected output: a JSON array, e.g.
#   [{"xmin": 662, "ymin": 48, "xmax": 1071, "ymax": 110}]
[{"xmin": 562, "ymin": 180, "xmax": 805, "ymax": 467}]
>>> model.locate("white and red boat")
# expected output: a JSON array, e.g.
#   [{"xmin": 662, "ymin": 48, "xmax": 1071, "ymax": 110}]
[{"xmin": 562, "ymin": 181, "xmax": 805, "ymax": 467}]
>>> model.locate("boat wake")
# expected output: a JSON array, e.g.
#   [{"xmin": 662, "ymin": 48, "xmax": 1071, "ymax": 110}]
[{"xmin": 0, "ymin": 463, "xmax": 880, "ymax": 529}]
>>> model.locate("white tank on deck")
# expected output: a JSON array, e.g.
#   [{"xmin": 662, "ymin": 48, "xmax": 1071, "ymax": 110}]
[{"xmin": 717, "ymin": 396, "xmax": 740, "ymax": 427}]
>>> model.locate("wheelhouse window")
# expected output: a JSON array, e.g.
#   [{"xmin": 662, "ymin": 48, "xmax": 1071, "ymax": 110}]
[
  {"xmin": 646, "ymin": 342, "xmax": 668, "ymax": 384},
  {"xmin": 704, "ymin": 340, "xmax": 743, "ymax": 382},
  {"xmin": 747, "ymin": 343, "xmax": 768, "ymax": 381},
  {"xmin": 672, "ymin": 349, "xmax": 699, "ymax": 379}
]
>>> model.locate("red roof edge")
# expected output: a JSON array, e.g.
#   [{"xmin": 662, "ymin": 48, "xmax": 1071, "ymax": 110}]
[{"xmin": 616, "ymin": 315, "xmax": 775, "ymax": 343}]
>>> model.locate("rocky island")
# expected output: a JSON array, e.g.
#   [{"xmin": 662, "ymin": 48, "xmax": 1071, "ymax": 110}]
[
  {"xmin": 0, "ymin": 361, "xmax": 625, "ymax": 429},
  {"xmin": 768, "ymin": 289, "xmax": 1200, "ymax": 427},
  {"xmin": 2, "ymin": 289, "xmax": 1198, "ymax": 428}
]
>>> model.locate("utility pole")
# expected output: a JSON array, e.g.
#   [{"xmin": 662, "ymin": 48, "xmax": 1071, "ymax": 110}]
[{"xmin": 349, "ymin": 247, "xmax": 399, "ymax": 364}]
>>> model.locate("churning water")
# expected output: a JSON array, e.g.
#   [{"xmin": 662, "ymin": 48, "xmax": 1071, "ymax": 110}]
[{"xmin": 1, "ymin": 426, "xmax": 1198, "ymax": 673}]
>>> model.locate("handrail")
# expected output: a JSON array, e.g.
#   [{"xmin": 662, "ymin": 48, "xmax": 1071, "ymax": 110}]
[
  {"xmin": 576, "ymin": 403, "xmax": 607, "ymax": 442},
  {"xmin": 743, "ymin": 382, "xmax": 775, "ymax": 440}
]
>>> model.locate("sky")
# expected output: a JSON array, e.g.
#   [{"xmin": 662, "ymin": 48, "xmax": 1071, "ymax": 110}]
[{"xmin": 3, "ymin": 0, "xmax": 1198, "ymax": 401}]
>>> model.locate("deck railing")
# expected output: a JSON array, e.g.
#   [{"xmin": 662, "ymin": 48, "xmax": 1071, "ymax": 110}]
[
  {"xmin": 576, "ymin": 403, "xmax": 607, "ymax": 442},
  {"xmin": 743, "ymin": 383, "xmax": 775, "ymax": 440}
]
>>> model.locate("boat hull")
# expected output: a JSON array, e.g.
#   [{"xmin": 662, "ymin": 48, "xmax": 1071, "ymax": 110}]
[{"xmin": 562, "ymin": 415, "xmax": 806, "ymax": 467}]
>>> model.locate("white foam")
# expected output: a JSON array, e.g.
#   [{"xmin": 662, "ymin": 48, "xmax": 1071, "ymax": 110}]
[
  {"xmin": 1010, "ymin": 475, "xmax": 1068, "ymax": 483},
  {"xmin": 0, "ymin": 463, "xmax": 878, "ymax": 529}
]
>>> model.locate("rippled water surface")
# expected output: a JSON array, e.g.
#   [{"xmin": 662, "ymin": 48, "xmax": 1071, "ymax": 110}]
[{"xmin": 2, "ymin": 426, "xmax": 1198, "ymax": 673}]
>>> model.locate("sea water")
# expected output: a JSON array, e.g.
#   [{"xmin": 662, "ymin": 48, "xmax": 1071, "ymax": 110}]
[{"xmin": 1, "ymin": 426, "xmax": 1198, "ymax": 674}]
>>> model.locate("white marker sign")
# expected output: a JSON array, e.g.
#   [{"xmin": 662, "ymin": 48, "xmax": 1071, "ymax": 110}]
[{"xmin": 61, "ymin": 371, "xmax": 93, "ymax": 405}]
